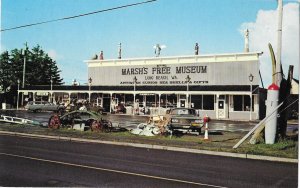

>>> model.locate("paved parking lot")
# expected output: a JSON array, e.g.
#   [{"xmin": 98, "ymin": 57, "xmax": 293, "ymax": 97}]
[
  {"xmin": 0, "ymin": 110, "xmax": 261, "ymax": 132},
  {"xmin": 1, "ymin": 110, "xmax": 298, "ymax": 134}
]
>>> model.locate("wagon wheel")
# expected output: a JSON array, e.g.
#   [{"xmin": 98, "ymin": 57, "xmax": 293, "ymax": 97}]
[
  {"xmin": 90, "ymin": 120, "xmax": 101, "ymax": 132},
  {"xmin": 57, "ymin": 108, "xmax": 65, "ymax": 116},
  {"xmin": 101, "ymin": 120, "xmax": 113, "ymax": 132},
  {"xmin": 48, "ymin": 114, "xmax": 61, "ymax": 129}
]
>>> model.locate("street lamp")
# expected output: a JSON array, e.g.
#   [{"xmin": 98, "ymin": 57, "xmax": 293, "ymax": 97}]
[
  {"xmin": 17, "ymin": 79, "xmax": 20, "ymax": 110},
  {"xmin": 249, "ymin": 73, "xmax": 254, "ymax": 121},
  {"xmin": 133, "ymin": 76, "xmax": 137, "ymax": 115},
  {"xmin": 88, "ymin": 77, "xmax": 92, "ymax": 102},
  {"xmin": 186, "ymin": 75, "xmax": 191, "ymax": 108},
  {"xmin": 50, "ymin": 79, "xmax": 53, "ymax": 102}
]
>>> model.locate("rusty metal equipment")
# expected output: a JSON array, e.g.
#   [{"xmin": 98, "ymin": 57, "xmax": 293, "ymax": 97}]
[{"xmin": 48, "ymin": 110, "xmax": 111, "ymax": 132}]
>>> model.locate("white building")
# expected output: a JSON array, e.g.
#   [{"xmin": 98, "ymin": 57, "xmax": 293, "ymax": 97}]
[
  {"xmin": 16, "ymin": 51, "xmax": 266, "ymax": 120},
  {"xmin": 84, "ymin": 52, "xmax": 263, "ymax": 120}
]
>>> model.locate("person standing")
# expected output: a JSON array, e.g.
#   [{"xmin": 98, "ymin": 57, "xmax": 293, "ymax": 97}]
[
  {"xmin": 99, "ymin": 51, "xmax": 104, "ymax": 60},
  {"xmin": 155, "ymin": 44, "xmax": 161, "ymax": 57},
  {"xmin": 195, "ymin": 43, "xmax": 199, "ymax": 55}
]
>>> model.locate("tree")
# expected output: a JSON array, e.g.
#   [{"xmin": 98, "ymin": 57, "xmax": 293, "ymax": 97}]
[
  {"xmin": 0, "ymin": 44, "xmax": 63, "ymax": 87},
  {"xmin": 0, "ymin": 44, "xmax": 63, "ymax": 103},
  {"xmin": 0, "ymin": 50, "xmax": 12, "ymax": 102}
]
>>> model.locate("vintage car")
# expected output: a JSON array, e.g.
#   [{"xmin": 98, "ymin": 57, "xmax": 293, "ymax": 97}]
[
  {"xmin": 25, "ymin": 101, "xmax": 65, "ymax": 113},
  {"xmin": 80, "ymin": 104, "xmax": 105, "ymax": 114},
  {"xmin": 167, "ymin": 108, "xmax": 203, "ymax": 134},
  {"xmin": 48, "ymin": 110, "xmax": 112, "ymax": 131},
  {"xmin": 67, "ymin": 102, "xmax": 105, "ymax": 114},
  {"xmin": 89, "ymin": 105, "xmax": 105, "ymax": 114}
]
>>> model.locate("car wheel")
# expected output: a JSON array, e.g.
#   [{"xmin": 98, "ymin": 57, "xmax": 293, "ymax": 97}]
[{"xmin": 102, "ymin": 121, "xmax": 112, "ymax": 132}]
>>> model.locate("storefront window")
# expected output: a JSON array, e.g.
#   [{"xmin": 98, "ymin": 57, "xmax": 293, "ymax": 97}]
[
  {"xmin": 191, "ymin": 95, "xmax": 214, "ymax": 110},
  {"xmin": 233, "ymin": 95, "xmax": 243, "ymax": 111},
  {"xmin": 233, "ymin": 95, "xmax": 252, "ymax": 111},
  {"xmin": 203, "ymin": 95, "xmax": 214, "ymax": 110},
  {"xmin": 191, "ymin": 95, "xmax": 203, "ymax": 109},
  {"xmin": 243, "ymin": 95, "xmax": 250, "ymax": 111}
]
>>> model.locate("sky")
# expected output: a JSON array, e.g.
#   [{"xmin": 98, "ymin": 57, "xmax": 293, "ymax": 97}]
[{"xmin": 1, "ymin": 0, "xmax": 299, "ymax": 86}]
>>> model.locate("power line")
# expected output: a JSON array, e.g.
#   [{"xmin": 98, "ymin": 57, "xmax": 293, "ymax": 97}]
[{"xmin": 1, "ymin": 0, "xmax": 157, "ymax": 32}]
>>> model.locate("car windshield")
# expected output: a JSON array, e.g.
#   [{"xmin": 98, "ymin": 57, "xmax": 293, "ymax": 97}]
[{"xmin": 171, "ymin": 109, "xmax": 196, "ymax": 115}]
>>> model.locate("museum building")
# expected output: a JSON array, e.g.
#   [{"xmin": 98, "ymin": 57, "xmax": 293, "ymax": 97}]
[
  {"xmin": 17, "ymin": 50, "xmax": 266, "ymax": 120},
  {"xmin": 84, "ymin": 52, "xmax": 264, "ymax": 120}
]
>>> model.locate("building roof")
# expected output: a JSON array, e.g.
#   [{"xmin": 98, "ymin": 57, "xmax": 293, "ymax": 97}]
[{"xmin": 85, "ymin": 52, "xmax": 263, "ymax": 68}]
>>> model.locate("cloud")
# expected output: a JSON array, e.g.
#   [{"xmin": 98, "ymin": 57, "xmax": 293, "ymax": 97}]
[
  {"xmin": 240, "ymin": 2, "xmax": 299, "ymax": 86},
  {"xmin": 47, "ymin": 49, "xmax": 63, "ymax": 61},
  {"xmin": 1, "ymin": 44, "xmax": 7, "ymax": 53}
]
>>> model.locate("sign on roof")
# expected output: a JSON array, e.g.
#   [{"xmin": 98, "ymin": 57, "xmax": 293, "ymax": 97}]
[{"xmin": 88, "ymin": 60, "xmax": 259, "ymax": 86}]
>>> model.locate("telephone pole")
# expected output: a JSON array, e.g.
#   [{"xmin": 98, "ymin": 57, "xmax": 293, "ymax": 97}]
[
  {"xmin": 21, "ymin": 42, "xmax": 28, "ymax": 106},
  {"xmin": 275, "ymin": 0, "xmax": 283, "ymax": 86}
]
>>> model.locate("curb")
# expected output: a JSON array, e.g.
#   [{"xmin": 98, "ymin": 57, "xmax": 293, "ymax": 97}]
[{"xmin": 0, "ymin": 130, "xmax": 297, "ymax": 164}]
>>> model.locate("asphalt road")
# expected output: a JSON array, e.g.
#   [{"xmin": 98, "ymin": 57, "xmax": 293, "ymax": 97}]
[{"xmin": 0, "ymin": 134, "xmax": 297, "ymax": 187}]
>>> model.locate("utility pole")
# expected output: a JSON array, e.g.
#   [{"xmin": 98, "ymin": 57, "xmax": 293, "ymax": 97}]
[
  {"xmin": 275, "ymin": 0, "xmax": 283, "ymax": 86},
  {"xmin": 21, "ymin": 42, "xmax": 28, "ymax": 106},
  {"xmin": 17, "ymin": 79, "xmax": 20, "ymax": 110}
]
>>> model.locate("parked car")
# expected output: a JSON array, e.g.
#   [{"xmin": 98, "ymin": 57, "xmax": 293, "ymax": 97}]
[
  {"xmin": 25, "ymin": 101, "xmax": 65, "ymax": 113},
  {"xmin": 87, "ymin": 104, "xmax": 105, "ymax": 114},
  {"xmin": 167, "ymin": 108, "xmax": 203, "ymax": 134},
  {"xmin": 66, "ymin": 101, "xmax": 105, "ymax": 114}
]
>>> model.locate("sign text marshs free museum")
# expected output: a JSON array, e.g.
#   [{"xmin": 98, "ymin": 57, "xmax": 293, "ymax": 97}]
[{"xmin": 88, "ymin": 61, "xmax": 259, "ymax": 86}]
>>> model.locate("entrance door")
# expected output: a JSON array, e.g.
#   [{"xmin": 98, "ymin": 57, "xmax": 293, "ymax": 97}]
[
  {"xmin": 218, "ymin": 100, "xmax": 226, "ymax": 119},
  {"xmin": 102, "ymin": 97, "xmax": 111, "ymax": 112},
  {"xmin": 97, "ymin": 98, "xmax": 103, "ymax": 107},
  {"xmin": 179, "ymin": 99, "xmax": 186, "ymax": 108}
]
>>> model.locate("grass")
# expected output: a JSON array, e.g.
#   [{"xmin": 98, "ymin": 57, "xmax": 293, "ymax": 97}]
[
  {"xmin": 0, "ymin": 123, "xmax": 298, "ymax": 159},
  {"xmin": 238, "ymin": 140, "xmax": 298, "ymax": 158}
]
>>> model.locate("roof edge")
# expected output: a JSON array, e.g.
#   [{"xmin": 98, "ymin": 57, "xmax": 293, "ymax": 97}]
[{"xmin": 84, "ymin": 51, "xmax": 263, "ymax": 64}]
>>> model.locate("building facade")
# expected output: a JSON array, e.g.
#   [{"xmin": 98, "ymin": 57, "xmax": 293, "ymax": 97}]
[
  {"xmin": 85, "ymin": 52, "xmax": 262, "ymax": 120},
  {"xmin": 16, "ymin": 52, "xmax": 264, "ymax": 120}
]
